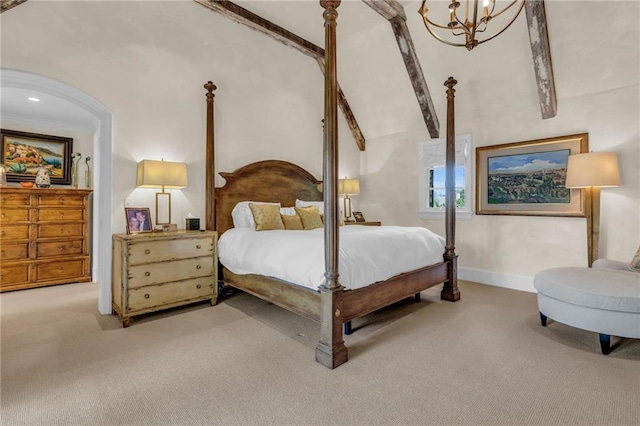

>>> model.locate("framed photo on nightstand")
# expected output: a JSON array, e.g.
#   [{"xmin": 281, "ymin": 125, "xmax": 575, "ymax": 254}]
[{"xmin": 352, "ymin": 211, "xmax": 365, "ymax": 222}]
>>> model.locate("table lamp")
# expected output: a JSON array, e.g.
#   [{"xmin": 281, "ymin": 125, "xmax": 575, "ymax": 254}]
[
  {"xmin": 338, "ymin": 177, "xmax": 360, "ymax": 222},
  {"xmin": 565, "ymin": 152, "xmax": 620, "ymax": 266},
  {"xmin": 137, "ymin": 159, "xmax": 188, "ymax": 226}
]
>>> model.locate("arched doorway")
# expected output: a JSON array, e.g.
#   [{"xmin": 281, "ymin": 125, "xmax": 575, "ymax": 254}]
[{"xmin": 1, "ymin": 69, "xmax": 114, "ymax": 314}]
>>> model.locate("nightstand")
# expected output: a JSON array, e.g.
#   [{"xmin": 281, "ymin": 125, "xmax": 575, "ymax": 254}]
[
  {"xmin": 111, "ymin": 230, "xmax": 217, "ymax": 327},
  {"xmin": 345, "ymin": 221, "xmax": 382, "ymax": 226}
]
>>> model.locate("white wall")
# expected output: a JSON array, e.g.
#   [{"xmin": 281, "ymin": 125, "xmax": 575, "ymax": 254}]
[
  {"xmin": 0, "ymin": 1, "xmax": 361, "ymax": 235},
  {"xmin": 353, "ymin": 1, "xmax": 640, "ymax": 289}
]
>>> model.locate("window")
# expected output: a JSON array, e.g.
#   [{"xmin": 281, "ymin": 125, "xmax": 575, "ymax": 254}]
[{"xmin": 418, "ymin": 134, "xmax": 473, "ymax": 219}]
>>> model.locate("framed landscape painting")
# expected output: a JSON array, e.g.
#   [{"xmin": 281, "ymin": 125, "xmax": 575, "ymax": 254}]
[
  {"xmin": 476, "ymin": 133, "xmax": 588, "ymax": 216},
  {"xmin": 1, "ymin": 129, "xmax": 73, "ymax": 185}
]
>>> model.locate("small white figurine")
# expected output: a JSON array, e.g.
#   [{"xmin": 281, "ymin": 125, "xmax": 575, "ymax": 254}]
[{"xmin": 35, "ymin": 168, "xmax": 51, "ymax": 188}]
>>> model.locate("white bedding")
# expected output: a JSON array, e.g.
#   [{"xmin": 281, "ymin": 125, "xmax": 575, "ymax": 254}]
[{"xmin": 218, "ymin": 225, "xmax": 446, "ymax": 291}]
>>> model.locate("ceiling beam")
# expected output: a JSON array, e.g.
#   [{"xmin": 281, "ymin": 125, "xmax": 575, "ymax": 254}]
[
  {"xmin": 194, "ymin": 0, "xmax": 366, "ymax": 150},
  {"xmin": 363, "ymin": 0, "xmax": 439, "ymax": 138},
  {"xmin": 1, "ymin": 0, "xmax": 27, "ymax": 14},
  {"xmin": 525, "ymin": 0, "xmax": 557, "ymax": 119}
]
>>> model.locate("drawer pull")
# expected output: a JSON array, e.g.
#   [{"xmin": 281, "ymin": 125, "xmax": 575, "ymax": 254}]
[
  {"xmin": 1, "ymin": 250, "xmax": 4, "ymax": 256},
  {"xmin": 145, "ymin": 272, "xmax": 150, "ymax": 277},
  {"xmin": 1, "ymin": 213, "xmax": 4, "ymax": 218},
  {"xmin": 196, "ymin": 245, "xmax": 202, "ymax": 249},
  {"xmin": 60, "ymin": 212, "xmax": 65, "ymax": 218},
  {"xmin": 59, "ymin": 246, "xmax": 64, "ymax": 252},
  {"xmin": 196, "ymin": 265, "xmax": 202, "ymax": 270},
  {"xmin": 144, "ymin": 294, "xmax": 150, "ymax": 299},
  {"xmin": 58, "ymin": 268, "xmax": 64, "ymax": 274},
  {"xmin": 1, "ymin": 231, "xmax": 5, "ymax": 237},
  {"xmin": 145, "ymin": 249, "xmax": 150, "ymax": 254},
  {"xmin": 59, "ymin": 197, "xmax": 64, "ymax": 204},
  {"xmin": 196, "ymin": 284, "xmax": 202, "ymax": 289}
]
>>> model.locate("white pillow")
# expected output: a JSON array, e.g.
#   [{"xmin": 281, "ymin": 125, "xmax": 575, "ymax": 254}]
[
  {"xmin": 295, "ymin": 199, "xmax": 324, "ymax": 215},
  {"xmin": 231, "ymin": 201, "xmax": 281, "ymax": 229},
  {"xmin": 280, "ymin": 207, "xmax": 297, "ymax": 216}
]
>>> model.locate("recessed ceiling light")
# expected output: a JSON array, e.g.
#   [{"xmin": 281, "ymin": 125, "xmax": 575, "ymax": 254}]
[{"xmin": 28, "ymin": 97, "xmax": 40, "ymax": 102}]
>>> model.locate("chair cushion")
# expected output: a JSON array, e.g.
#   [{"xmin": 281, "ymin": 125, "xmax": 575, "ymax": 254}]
[{"xmin": 534, "ymin": 267, "xmax": 640, "ymax": 313}]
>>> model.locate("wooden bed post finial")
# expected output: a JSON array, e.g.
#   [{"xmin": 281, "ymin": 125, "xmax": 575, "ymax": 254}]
[
  {"xmin": 441, "ymin": 76, "xmax": 460, "ymax": 302},
  {"xmin": 204, "ymin": 81, "xmax": 217, "ymax": 232}
]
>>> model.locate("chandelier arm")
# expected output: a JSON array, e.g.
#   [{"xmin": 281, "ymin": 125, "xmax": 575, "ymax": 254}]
[
  {"xmin": 490, "ymin": 0, "xmax": 524, "ymax": 20},
  {"xmin": 476, "ymin": 3, "xmax": 525, "ymax": 46},
  {"xmin": 421, "ymin": 17, "xmax": 469, "ymax": 48}
]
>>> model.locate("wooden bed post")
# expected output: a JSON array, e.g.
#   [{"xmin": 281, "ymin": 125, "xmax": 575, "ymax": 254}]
[
  {"xmin": 204, "ymin": 81, "xmax": 217, "ymax": 231},
  {"xmin": 441, "ymin": 77, "xmax": 461, "ymax": 302},
  {"xmin": 315, "ymin": 0, "xmax": 348, "ymax": 370}
]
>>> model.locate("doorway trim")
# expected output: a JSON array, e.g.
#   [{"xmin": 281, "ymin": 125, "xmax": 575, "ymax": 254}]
[{"xmin": 2, "ymin": 69, "xmax": 114, "ymax": 314}]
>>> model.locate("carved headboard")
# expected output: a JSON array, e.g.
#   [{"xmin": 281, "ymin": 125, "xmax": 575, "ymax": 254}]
[{"xmin": 215, "ymin": 160, "xmax": 323, "ymax": 236}]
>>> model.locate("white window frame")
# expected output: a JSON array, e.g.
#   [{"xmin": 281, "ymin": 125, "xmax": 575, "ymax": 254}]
[{"xmin": 418, "ymin": 133, "xmax": 473, "ymax": 220}]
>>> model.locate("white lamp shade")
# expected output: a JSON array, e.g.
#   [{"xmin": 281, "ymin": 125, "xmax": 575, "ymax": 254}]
[
  {"xmin": 338, "ymin": 178, "xmax": 360, "ymax": 195},
  {"xmin": 136, "ymin": 160, "xmax": 188, "ymax": 189},
  {"xmin": 565, "ymin": 152, "xmax": 620, "ymax": 188}
]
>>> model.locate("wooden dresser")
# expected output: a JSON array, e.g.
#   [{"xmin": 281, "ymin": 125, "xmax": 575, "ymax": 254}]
[
  {"xmin": 0, "ymin": 187, "xmax": 92, "ymax": 292},
  {"xmin": 111, "ymin": 230, "xmax": 218, "ymax": 327}
]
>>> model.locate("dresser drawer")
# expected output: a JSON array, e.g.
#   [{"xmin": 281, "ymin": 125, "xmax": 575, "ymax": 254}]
[
  {"xmin": 37, "ymin": 223, "xmax": 84, "ymax": 238},
  {"xmin": 1, "ymin": 243, "xmax": 30, "ymax": 261},
  {"xmin": 0, "ymin": 193, "xmax": 31, "ymax": 207},
  {"xmin": 128, "ymin": 237, "xmax": 214, "ymax": 265},
  {"xmin": 36, "ymin": 194, "xmax": 85, "ymax": 207},
  {"xmin": 0, "ymin": 225, "xmax": 30, "ymax": 240},
  {"xmin": 0, "ymin": 208, "xmax": 30, "ymax": 222},
  {"xmin": 0, "ymin": 263, "xmax": 30, "ymax": 287},
  {"xmin": 35, "ymin": 259, "xmax": 87, "ymax": 282},
  {"xmin": 37, "ymin": 240, "xmax": 85, "ymax": 258},
  {"xmin": 127, "ymin": 257, "xmax": 214, "ymax": 289},
  {"xmin": 127, "ymin": 276, "xmax": 214, "ymax": 312},
  {"xmin": 38, "ymin": 208, "xmax": 85, "ymax": 222}
]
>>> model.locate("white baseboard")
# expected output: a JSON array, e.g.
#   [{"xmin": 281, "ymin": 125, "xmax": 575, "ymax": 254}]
[{"xmin": 458, "ymin": 267, "xmax": 536, "ymax": 293}]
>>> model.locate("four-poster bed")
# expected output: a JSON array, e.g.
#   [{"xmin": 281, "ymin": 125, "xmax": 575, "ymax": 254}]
[{"xmin": 203, "ymin": 0, "xmax": 460, "ymax": 369}]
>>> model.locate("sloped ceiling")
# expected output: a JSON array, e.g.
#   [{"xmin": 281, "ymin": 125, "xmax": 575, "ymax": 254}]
[{"xmin": 2, "ymin": 1, "xmax": 638, "ymax": 144}]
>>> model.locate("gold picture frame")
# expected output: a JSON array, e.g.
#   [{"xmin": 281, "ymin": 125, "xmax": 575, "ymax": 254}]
[
  {"xmin": 476, "ymin": 133, "xmax": 588, "ymax": 217},
  {"xmin": 125, "ymin": 207, "xmax": 153, "ymax": 234}
]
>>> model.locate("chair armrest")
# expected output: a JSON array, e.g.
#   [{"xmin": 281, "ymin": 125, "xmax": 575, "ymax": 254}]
[{"xmin": 592, "ymin": 259, "xmax": 631, "ymax": 271}]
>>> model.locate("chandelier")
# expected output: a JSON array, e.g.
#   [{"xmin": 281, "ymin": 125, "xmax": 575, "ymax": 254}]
[{"xmin": 419, "ymin": 0, "xmax": 525, "ymax": 51}]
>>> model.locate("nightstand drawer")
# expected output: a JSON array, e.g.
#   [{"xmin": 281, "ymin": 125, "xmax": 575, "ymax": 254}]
[
  {"xmin": 127, "ymin": 256, "xmax": 214, "ymax": 289},
  {"xmin": 38, "ymin": 209, "xmax": 85, "ymax": 222},
  {"xmin": 128, "ymin": 237, "xmax": 214, "ymax": 265},
  {"xmin": 127, "ymin": 276, "xmax": 214, "ymax": 312},
  {"xmin": 1, "ymin": 243, "xmax": 30, "ymax": 261}
]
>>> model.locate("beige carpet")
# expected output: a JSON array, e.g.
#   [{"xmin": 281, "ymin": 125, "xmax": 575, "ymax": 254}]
[{"xmin": 1, "ymin": 280, "xmax": 638, "ymax": 425}]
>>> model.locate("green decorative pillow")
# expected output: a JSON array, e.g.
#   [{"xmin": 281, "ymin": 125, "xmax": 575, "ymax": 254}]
[
  {"xmin": 294, "ymin": 206, "xmax": 323, "ymax": 230},
  {"xmin": 281, "ymin": 214, "xmax": 303, "ymax": 230},
  {"xmin": 629, "ymin": 245, "xmax": 640, "ymax": 272},
  {"xmin": 249, "ymin": 203, "xmax": 284, "ymax": 231}
]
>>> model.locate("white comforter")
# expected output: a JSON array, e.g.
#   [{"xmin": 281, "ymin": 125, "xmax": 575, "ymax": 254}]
[{"xmin": 218, "ymin": 226, "xmax": 445, "ymax": 291}]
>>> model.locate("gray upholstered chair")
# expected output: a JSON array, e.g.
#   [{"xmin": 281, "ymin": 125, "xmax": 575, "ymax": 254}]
[{"xmin": 534, "ymin": 259, "xmax": 640, "ymax": 354}]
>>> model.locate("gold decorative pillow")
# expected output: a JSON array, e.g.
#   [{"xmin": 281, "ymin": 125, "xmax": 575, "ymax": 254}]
[
  {"xmin": 249, "ymin": 203, "xmax": 284, "ymax": 231},
  {"xmin": 281, "ymin": 214, "xmax": 303, "ymax": 230},
  {"xmin": 629, "ymin": 245, "xmax": 640, "ymax": 272},
  {"xmin": 294, "ymin": 206, "xmax": 323, "ymax": 230}
]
